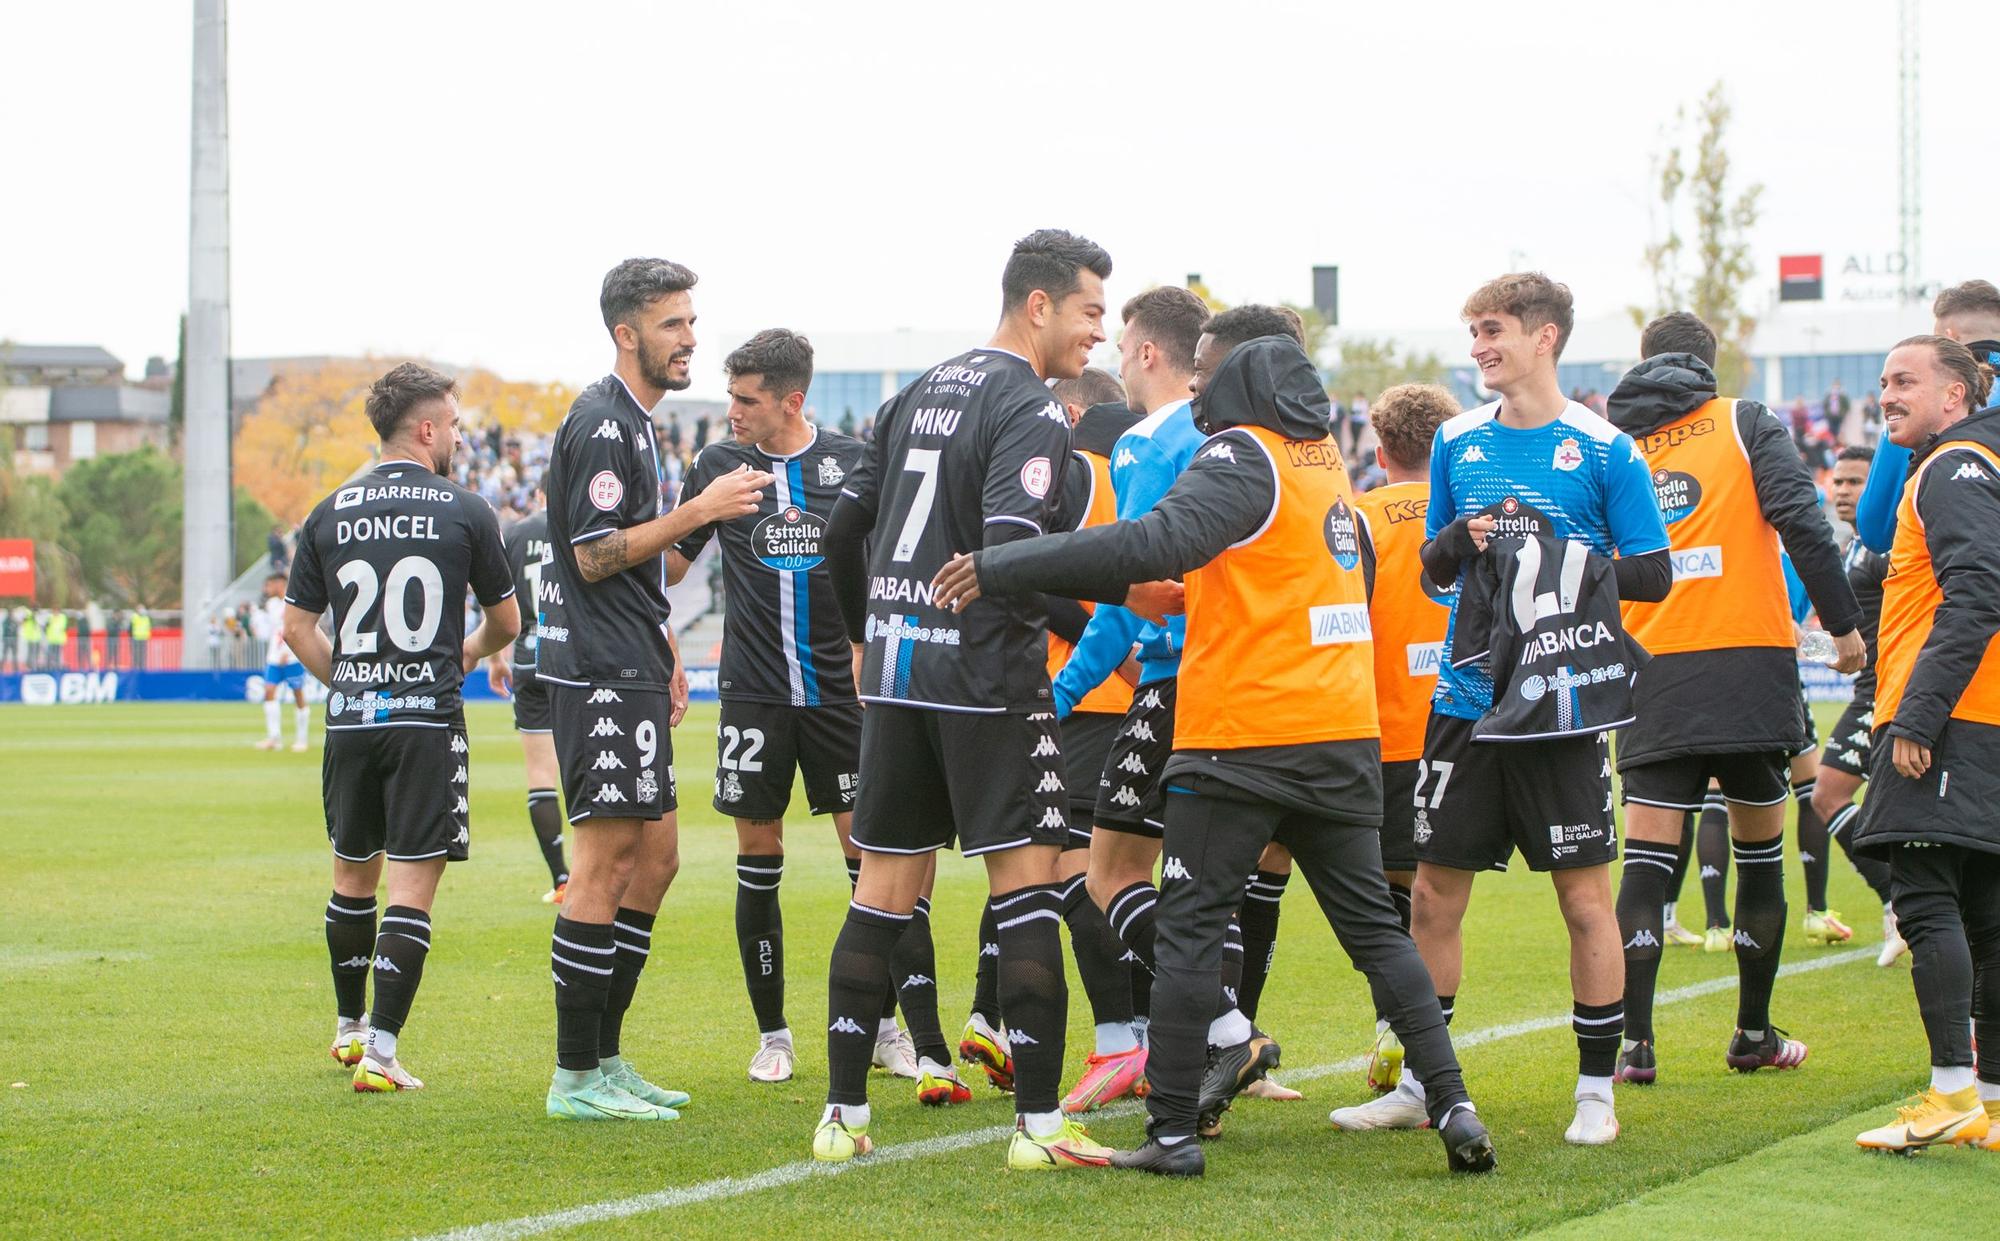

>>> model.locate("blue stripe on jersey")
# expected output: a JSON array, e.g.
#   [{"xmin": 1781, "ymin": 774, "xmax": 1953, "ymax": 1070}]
[
  {"xmin": 894, "ymin": 613, "xmax": 917, "ymax": 698},
  {"xmin": 786, "ymin": 459, "xmax": 820, "ymax": 707}
]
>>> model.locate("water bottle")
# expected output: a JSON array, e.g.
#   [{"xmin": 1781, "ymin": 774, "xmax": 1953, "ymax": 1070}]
[{"xmin": 1798, "ymin": 629, "xmax": 1839, "ymax": 667}]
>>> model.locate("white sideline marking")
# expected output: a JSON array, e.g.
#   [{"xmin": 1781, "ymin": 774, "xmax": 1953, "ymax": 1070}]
[{"xmin": 420, "ymin": 945, "xmax": 1874, "ymax": 1241}]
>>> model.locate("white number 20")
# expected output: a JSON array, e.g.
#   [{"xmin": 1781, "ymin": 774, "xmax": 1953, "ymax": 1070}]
[{"xmin": 334, "ymin": 556, "xmax": 443, "ymax": 655}]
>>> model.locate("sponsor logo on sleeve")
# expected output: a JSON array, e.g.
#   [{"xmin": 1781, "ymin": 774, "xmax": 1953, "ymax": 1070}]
[{"xmin": 1669, "ymin": 545, "xmax": 1724, "ymax": 581}]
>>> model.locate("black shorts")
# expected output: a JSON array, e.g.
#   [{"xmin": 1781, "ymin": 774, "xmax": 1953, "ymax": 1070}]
[
  {"xmin": 323, "ymin": 723, "xmax": 470, "ymax": 863},
  {"xmin": 1793, "ymin": 680, "xmax": 1820, "ymax": 758},
  {"xmin": 1095, "ymin": 679, "xmax": 1176, "ymax": 839},
  {"xmin": 711, "ymin": 698, "xmax": 861, "ymax": 819},
  {"xmin": 550, "ymin": 682, "xmax": 676, "ymax": 823},
  {"xmin": 1819, "ymin": 698, "xmax": 1876, "ymax": 778},
  {"xmin": 1379, "ymin": 758, "xmax": 1422, "ymax": 872},
  {"xmin": 1621, "ymin": 750, "xmax": 1790, "ymax": 811},
  {"xmin": 1060, "ymin": 709, "xmax": 1125, "ymax": 844},
  {"xmin": 851, "ymin": 705, "xmax": 1069, "ymax": 857},
  {"xmin": 1413, "ymin": 712, "xmax": 1616, "ymax": 872},
  {"xmin": 512, "ymin": 669, "xmax": 552, "ymax": 733}
]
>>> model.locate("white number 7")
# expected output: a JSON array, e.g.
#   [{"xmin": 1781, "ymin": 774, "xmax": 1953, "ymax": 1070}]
[{"xmin": 892, "ymin": 448, "xmax": 941, "ymax": 563}]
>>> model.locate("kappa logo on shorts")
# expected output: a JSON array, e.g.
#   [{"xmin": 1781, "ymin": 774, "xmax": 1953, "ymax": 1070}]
[
  {"xmin": 1846, "ymin": 730, "xmax": 1869, "ymax": 746},
  {"xmin": 451, "ymin": 734, "xmax": 468, "ymax": 755},
  {"xmin": 1037, "ymin": 807, "xmax": 1066, "ymax": 830},
  {"xmin": 592, "ymin": 750, "xmax": 626, "ymax": 771},
  {"xmin": 1138, "ymin": 688, "xmax": 1163, "ymax": 710},
  {"xmin": 1027, "ymin": 711, "xmax": 1055, "ymax": 722},
  {"xmin": 1840, "ymin": 748, "xmax": 1863, "ymax": 766},
  {"xmin": 1034, "ymin": 770, "xmax": 1063, "ymax": 794},
  {"xmin": 1109, "ymin": 786, "xmax": 1141, "ymax": 808},
  {"xmin": 593, "ymin": 785, "xmax": 628, "ymax": 804},
  {"xmin": 719, "ymin": 771, "xmax": 743, "ymax": 803},
  {"xmin": 588, "ymin": 687, "xmax": 623, "ymax": 704},
  {"xmin": 980, "ymin": 942, "xmax": 1000, "ymax": 958},
  {"xmin": 1127, "ymin": 720, "xmax": 1157, "ymax": 743},
  {"xmin": 454, "ymin": 824, "xmax": 468, "ymax": 844},
  {"xmin": 590, "ymin": 717, "xmax": 624, "ymax": 737},
  {"xmin": 1031, "ymin": 734, "xmax": 1059, "ymax": 758},
  {"xmin": 1858, "ymin": 711, "xmax": 1874, "ymax": 728},
  {"xmin": 1161, "ymin": 856, "xmax": 1192, "ymax": 881},
  {"xmin": 829, "ymin": 1016, "xmax": 868, "ymax": 1035},
  {"xmin": 1624, "ymin": 929, "xmax": 1661, "ymax": 950},
  {"xmin": 1118, "ymin": 751, "xmax": 1148, "ymax": 776}
]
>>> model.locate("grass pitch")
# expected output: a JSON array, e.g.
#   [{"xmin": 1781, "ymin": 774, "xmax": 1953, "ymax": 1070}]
[{"xmin": 0, "ymin": 702, "xmax": 1980, "ymax": 1239}]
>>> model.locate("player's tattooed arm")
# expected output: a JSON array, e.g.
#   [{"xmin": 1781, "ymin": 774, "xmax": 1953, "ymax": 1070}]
[
  {"xmin": 576, "ymin": 529, "xmax": 631, "ymax": 582},
  {"xmin": 576, "ymin": 466, "xmax": 770, "ymax": 583}
]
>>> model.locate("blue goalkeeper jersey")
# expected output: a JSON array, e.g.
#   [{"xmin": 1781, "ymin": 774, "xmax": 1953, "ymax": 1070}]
[{"xmin": 1427, "ymin": 400, "xmax": 1669, "ymax": 721}]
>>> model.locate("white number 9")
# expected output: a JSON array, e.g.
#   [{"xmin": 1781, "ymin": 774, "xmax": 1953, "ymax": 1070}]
[{"xmin": 636, "ymin": 719, "xmax": 658, "ymax": 772}]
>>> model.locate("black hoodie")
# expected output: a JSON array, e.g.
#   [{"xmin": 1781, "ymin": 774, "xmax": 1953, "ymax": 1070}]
[
  {"xmin": 1855, "ymin": 404, "xmax": 2000, "ymax": 857},
  {"xmin": 974, "ymin": 336, "xmax": 1379, "ymax": 819},
  {"xmin": 1607, "ymin": 353, "xmax": 1860, "ymax": 636}
]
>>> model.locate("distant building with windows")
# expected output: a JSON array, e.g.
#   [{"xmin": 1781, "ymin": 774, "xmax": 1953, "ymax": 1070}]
[{"xmin": 1, "ymin": 344, "xmax": 172, "ymax": 476}]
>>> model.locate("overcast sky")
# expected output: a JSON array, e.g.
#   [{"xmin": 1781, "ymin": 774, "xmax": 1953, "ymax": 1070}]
[{"xmin": 5, "ymin": 0, "xmax": 1994, "ymax": 398}]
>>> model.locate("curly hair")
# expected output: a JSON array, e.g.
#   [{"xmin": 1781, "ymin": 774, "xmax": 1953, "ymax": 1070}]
[{"xmin": 1371, "ymin": 383, "xmax": 1460, "ymax": 471}]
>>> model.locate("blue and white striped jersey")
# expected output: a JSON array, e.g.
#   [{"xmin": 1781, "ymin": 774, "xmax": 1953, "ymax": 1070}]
[
  {"xmin": 675, "ymin": 427, "xmax": 865, "ymax": 707},
  {"xmin": 1426, "ymin": 400, "xmax": 1668, "ymax": 721}
]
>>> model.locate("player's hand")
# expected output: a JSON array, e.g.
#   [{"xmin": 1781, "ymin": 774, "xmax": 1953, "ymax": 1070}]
[
  {"xmin": 693, "ymin": 465, "xmax": 773, "ymax": 522},
  {"xmin": 670, "ymin": 661, "xmax": 689, "ymax": 727},
  {"xmin": 487, "ymin": 658, "xmax": 512, "ymax": 697},
  {"xmin": 1891, "ymin": 734, "xmax": 1931, "ymax": 779},
  {"xmin": 850, "ymin": 643, "xmax": 865, "ymax": 705},
  {"xmin": 1829, "ymin": 629, "xmax": 1867, "ymax": 675},
  {"xmin": 1126, "ymin": 579, "xmax": 1185, "ymax": 624},
  {"xmin": 1466, "ymin": 514, "xmax": 1497, "ymax": 553},
  {"xmin": 931, "ymin": 552, "xmax": 983, "ymax": 613},
  {"xmin": 1114, "ymin": 654, "xmax": 1142, "ymax": 688}
]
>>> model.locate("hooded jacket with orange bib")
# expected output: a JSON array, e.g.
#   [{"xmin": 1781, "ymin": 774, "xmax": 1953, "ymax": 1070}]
[
  {"xmin": 1854, "ymin": 405, "xmax": 2000, "ymax": 856},
  {"xmin": 974, "ymin": 336, "xmax": 1382, "ymax": 822},
  {"xmin": 1606, "ymin": 354, "xmax": 1861, "ymax": 765}
]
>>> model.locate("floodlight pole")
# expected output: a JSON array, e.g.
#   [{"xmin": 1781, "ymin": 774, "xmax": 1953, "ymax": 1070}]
[{"xmin": 183, "ymin": 0, "xmax": 234, "ymax": 665}]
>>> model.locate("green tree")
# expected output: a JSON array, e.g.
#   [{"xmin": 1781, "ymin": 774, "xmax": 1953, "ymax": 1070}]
[
  {"xmin": 1633, "ymin": 81, "xmax": 1763, "ymax": 394},
  {"xmin": 1328, "ymin": 337, "xmax": 1450, "ymax": 402},
  {"xmin": 33, "ymin": 447, "xmax": 274, "ymax": 608},
  {"xmin": 0, "ymin": 455, "xmax": 84, "ymax": 606}
]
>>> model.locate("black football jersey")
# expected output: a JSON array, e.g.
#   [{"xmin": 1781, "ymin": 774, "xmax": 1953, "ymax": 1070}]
[
  {"xmin": 843, "ymin": 348, "xmax": 1071, "ymax": 713},
  {"xmin": 673, "ymin": 427, "xmax": 864, "ymax": 706},
  {"xmin": 539, "ymin": 376, "xmax": 673, "ymax": 689},
  {"xmin": 503, "ymin": 510, "xmax": 552, "ymax": 671},
  {"xmin": 1845, "ymin": 536, "xmax": 1888, "ymax": 699},
  {"xmin": 287, "ymin": 457, "xmax": 513, "ymax": 728},
  {"xmin": 1450, "ymin": 533, "xmax": 1646, "ymax": 740}
]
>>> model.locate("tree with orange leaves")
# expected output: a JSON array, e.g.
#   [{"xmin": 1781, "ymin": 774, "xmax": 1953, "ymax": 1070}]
[{"xmin": 233, "ymin": 360, "xmax": 579, "ymax": 525}]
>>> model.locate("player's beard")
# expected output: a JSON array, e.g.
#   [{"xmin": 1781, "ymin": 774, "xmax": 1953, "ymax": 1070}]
[{"xmin": 639, "ymin": 337, "xmax": 694, "ymax": 392}]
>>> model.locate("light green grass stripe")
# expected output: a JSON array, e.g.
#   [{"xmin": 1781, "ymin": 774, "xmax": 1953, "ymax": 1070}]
[
  {"xmin": 1528, "ymin": 1092, "xmax": 1996, "ymax": 1240},
  {"xmin": 421, "ymin": 947, "xmax": 1874, "ymax": 1241}
]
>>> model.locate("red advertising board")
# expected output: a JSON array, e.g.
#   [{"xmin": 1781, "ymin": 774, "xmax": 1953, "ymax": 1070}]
[{"xmin": 0, "ymin": 539, "xmax": 33, "ymax": 598}]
